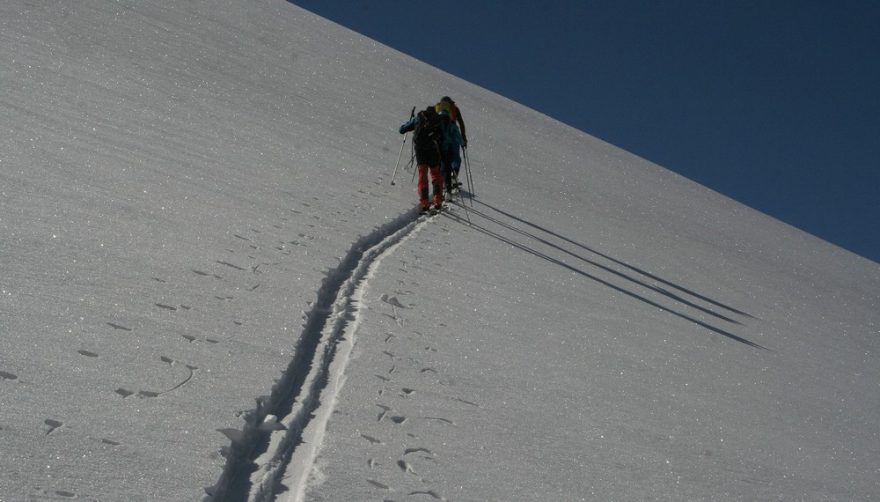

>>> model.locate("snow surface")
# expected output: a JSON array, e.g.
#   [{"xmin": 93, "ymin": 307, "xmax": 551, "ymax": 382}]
[{"xmin": 1, "ymin": 1, "xmax": 879, "ymax": 501}]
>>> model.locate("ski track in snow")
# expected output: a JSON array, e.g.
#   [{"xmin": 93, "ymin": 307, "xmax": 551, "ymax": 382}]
[
  {"xmin": 206, "ymin": 191, "xmax": 764, "ymax": 501},
  {"xmin": 207, "ymin": 208, "xmax": 428, "ymax": 501}
]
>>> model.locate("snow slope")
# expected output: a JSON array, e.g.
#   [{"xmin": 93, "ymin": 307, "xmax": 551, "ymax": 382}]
[{"xmin": 1, "ymin": 1, "xmax": 878, "ymax": 501}]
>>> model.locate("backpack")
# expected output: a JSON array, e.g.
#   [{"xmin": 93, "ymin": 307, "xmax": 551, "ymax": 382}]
[
  {"xmin": 435, "ymin": 98, "xmax": 459, "ymax": 122},
  {"xmin": 435, "ymin": 100, "xmax": 452, "ymax": 116},
  {"xmin": 413, "ymin": 107, "xmax": 443, "ymax": 156}
]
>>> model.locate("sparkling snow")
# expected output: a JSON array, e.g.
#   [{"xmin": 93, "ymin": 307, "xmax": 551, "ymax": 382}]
[{"xmin": 1, "ymin": 1, "xmax": 878, "ymax": 501}]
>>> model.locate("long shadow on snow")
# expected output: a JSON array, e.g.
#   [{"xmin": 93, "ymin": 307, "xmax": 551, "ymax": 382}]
[
  {"xmin": 473, "ymin": 200, "xmax": 757, "ymax": 320},
  {"xmin": 460, "ymin": 205, "xmax": 743, "ymax": 326},
  {"xmin": 442, "ymin": 206, "xmax": 766, "ymax": 350}
]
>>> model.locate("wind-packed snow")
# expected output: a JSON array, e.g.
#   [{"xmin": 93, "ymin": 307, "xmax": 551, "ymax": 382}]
[{"xmin": 1, "ymin": 1, "xmax": 878, "ymax": 501}]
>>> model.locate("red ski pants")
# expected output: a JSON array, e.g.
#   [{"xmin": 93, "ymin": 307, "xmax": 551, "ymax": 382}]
[{"xmin": 417, "ymin": 164, "xmax": 444, "ymax": 208}]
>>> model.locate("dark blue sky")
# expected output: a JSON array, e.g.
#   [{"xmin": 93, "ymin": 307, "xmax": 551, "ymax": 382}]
[{"xmin": 291, "ymin": 1, "xmax": 879, "ymax": 264}]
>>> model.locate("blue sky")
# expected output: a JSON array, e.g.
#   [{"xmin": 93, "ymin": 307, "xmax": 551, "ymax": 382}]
[{"xmin": 290, "ymin": 1, "xmax": 879, "ymax": 264}]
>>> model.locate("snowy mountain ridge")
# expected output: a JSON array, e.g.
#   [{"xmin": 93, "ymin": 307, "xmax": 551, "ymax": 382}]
[{"xmin": 1, "ymin": 1, "xmax": 878, "ymax": 501}]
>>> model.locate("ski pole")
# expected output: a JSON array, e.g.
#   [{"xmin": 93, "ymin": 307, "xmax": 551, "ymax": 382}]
[
  {"xmin": 390, "ymin": 134, "xmax": 407, "ymax": 186},
  {"xmin": 390, "ymin": 106, "xmax": 416, "ymax": 186},
  {"xmin": 463, "ymin": 146, "xmax": 475, "ymax": 206},
  {"xmin": 456, "ymin": 177, "xmax": 472, "ymax": 225}
]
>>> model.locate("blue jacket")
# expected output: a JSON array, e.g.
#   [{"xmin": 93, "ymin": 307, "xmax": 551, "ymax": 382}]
[
  {"xmin": 399, "ymin": 116, "xmax": 418, "ymax": 134},
  {"xmin": 444, "ymin": 122, "xmax": 462, "ymax": 150}
]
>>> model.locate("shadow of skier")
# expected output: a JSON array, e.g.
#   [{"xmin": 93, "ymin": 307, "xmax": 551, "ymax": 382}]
[{"xmin": 441, "ymin": 203, "xmax": 767, "ymax": 351}]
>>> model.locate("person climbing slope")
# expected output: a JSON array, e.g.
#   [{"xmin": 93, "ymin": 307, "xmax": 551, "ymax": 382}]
[
  {"xmin": 435, "ymin": 96, "xmax": 467, "ymax": 194},
  {"xmin": 399, "ymin": 105, "xmax": 445, "ymax": 214},
  {"xmin": 439, "ymin": 111, "xmax": 464, "ymax": 194},
  {"xmin": 435, "ymin": 96, "xmax": 467, "ymax": 147}
]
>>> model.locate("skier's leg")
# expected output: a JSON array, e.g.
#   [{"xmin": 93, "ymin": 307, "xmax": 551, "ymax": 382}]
[
  {"xmin": 417, "ymin": 164, "xmax": 430, "ymax": 211},
  {"xmin": 442, "ymin": 147, "xmax": 453, "ymax": 192},
  {"xmin": 429, "ymin": 165, "xmax": 444, "ymax": 207},
  {"xmin": 450, "ymin": 148, "xmax": 462, "ymax": 188}
]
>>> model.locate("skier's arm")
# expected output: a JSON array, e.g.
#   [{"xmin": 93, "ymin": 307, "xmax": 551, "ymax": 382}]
[
  {"xmin": 399, "ymin": 116, "xmax": 417, "ymax": 134},
  {"xmin": 455, "ymin": 108, "xmax": 467, "ymax": 146}
]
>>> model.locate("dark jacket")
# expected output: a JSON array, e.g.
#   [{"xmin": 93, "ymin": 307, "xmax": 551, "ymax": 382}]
[{"xmin": 400, "ymin": 113, "xmax": 442, "ymax": 166}]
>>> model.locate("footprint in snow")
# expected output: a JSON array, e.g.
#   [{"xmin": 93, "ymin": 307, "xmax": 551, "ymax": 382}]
[
  {"xmin": 376, "ymin": 404, "xmax": 391, "ymax": 422},
  {"xmin": 115, "ymin": 388, "xmax": 134, "ymax": 398},
  {"xmin": 366, "ymin": 479, "xmax": 390, "ymax": 490},
  {"xmin": 397, "ymin": 460, "xmax": 416, "ymax": 474},
  {"xmin": 381, "ymin": 294, "xmax": 408, "ymax": 309},
  {"xmin": 404, "ymin": 447, "xmax": 434, "ymax": 457},
  {"xmin": 192, "ymin": 269, "xmax": 221, "ymax": 279},
  {"xmin": 453, "ymin": 397, "xmax": 480, "ymax": 407},
  {"xmin": 408, "ymin": 490, "xmax": 445, "ymax": 500},
  {"xmin": 421, "ymin": 417, "xmax": 455, "ymax": 426},
  {"xmin": 361, "ymin": 434, "xmax": 383, "ymax": 445},
  {"xmin": 114, "ymin": 357, "xmax": 198, "ymax": 399},
  {"xmin": 44, "ymin": 419, "xmax": 63, "ymax": 435}
]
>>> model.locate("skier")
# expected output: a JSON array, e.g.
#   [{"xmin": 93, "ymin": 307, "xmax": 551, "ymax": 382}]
[
  {"xmin": 399, "ymin": 106, "xmax": 445, "ymax": 213},
  {"xmin": 439, "ymin": 110, "xmax": 464, "ymax": 195},
  {"xmin": 435, "ymin": 96, "xmax": 467, "ymax": 194},
  {"xmin": 434, "ymin": 96, "xmax": 467, "ymax": 147}
]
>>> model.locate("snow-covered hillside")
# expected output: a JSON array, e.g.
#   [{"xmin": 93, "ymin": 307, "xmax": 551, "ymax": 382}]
[{"xmin": 1, "ymin": 1, "xmax": 878, "ymax": 501}]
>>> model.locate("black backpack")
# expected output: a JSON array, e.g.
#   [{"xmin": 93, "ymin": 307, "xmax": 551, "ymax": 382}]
[{"xmin": 413, "ymin": 106, "xmax": 443, "ymax": 158}]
